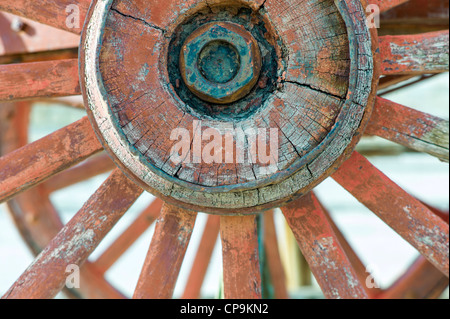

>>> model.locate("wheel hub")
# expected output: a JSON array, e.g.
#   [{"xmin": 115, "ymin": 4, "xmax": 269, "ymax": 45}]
[{"xmin": 80, "ymin": 0, "xmax": 378, "ymax": 214}]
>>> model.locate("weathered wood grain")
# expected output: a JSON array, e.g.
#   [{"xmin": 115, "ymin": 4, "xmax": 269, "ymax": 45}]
[
  {"xmin": 282, "ymin": 193, "xmax": 369, "ymax": 299},
  {"xmin": 220, "ymin": 215, "xmax": 262, "ymax": 299},
  {"xmin": 0, "ymin": 0, "xmax": 91, "ymax": 34},
  {"xmin": 0, "ymin": 117, "xmax": 103, "ymax": 204},
  {"xmin": 2, "ymin": 169, "xmax": 143, "ymax": 299},
  {"xmin": 333, "ymin": 152, "xmax": 449, "ymax": 278},
  {"xmin": 264, "ymin": 0, "xmax": 351, "ymax": 98},
  {"xmin": 0, "ymin": 59, "xmax": 81, "ymax": 101},
  {"xmin": 379, "ymin": 30, "xmax": 449, "ymax": 75},
  {"xmin": 366, "ymin": 96, "xmax": 449, "ymax": 162},
  {"xmin": 133, "ymin": 204, "xmax": 197, "ymax": 299}
]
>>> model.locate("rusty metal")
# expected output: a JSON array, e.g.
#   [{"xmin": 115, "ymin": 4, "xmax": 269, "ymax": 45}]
[{"xmin": 180, "ymin": 21, "xmax": 261, "ymax": 104}]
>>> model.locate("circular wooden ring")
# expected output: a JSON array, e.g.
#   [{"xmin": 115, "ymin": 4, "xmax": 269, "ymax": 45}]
[{"xmin": 80, "ymin": 0, "xmax": 379, "ymax": 214}]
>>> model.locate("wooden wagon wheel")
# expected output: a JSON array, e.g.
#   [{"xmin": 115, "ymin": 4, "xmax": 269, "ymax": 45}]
[{"xmin": 0, "ymin": 0, "xmax": 448, "ymax": 299}]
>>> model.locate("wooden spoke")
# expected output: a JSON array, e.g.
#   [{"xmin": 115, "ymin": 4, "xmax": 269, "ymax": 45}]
[
  {"xmin": 0, "ymin": 0, "xmax": 90, "ymax": 35},
  {"xmin": 43, "ymin": 153, "xmax": 116, "ymax": 193},
  {"xmin": 0, "ymin": 11, "xmax": 80, "ymax": 58},
  {"xmin": 0, "ymin": 59, "xmax": 80, "ymax": 101},
  {"xmin": 263, "ymin": 211, "xmax": 289, "ymax": 299},
  {"xmin": 220, "ymin": 215, "xmax": 262, "ymax": 299},
  {"xmin": 377, "ymin": 0, "xmax": 449, "ymax": 36},
  {"xmin": 281, "ymin": 193, "xmax": 369, "ymax": 299},
  {"xmin": 133, "ymin": 204, "xmax": 197, "ymax": 299},
  {"xmin": 332, "ymin": 152, "xmax": 450, "ymax": 277},
  {"xmin": 181, "ymin": 215, "xmax": 220, "ymax": 299},
  {"xmin": 0, "ymin": 49, "xmax": 79, "ymax": 65},
  {"xmin": 378, "ymin": 75, "xmax": 417, "ymax": 91},
  {"xmin": 32, "ymin": 98, "xmax": 86, "ymax": 110},
  {"xmin": 379, "ymin": 30, "xmax": 449, "ymax": 75},
  {"xmin": 2, "ymin": 169, "xmax": 143, "ymax": 299},
  {"xmin": 313, "ymin": 193, "xmax": 383, "ymax": 298},
  {"xmin": 366, "ymin": 96, "xmax": 449, "ymax": 162},
  {"xmin": 0, "ymin": 117, "xmax": 102, "ymax": 204},
  {"xmin": 369, "ymin": 0, "xmax": 410, "ymax": 13},
  {"xmin": 378, "ymin": 75, "xmax": 439, "ymax": 96},
  {"xmin": 94, "ymin": 198, "xmax": 164, "ymax": 275},
  {"xmin": 379, "ymin": 256, "xmax": 449, "ymax": 299},
  {"xmin": 380, "ymin": 203, "xmax": 448, "ymax": 299}
]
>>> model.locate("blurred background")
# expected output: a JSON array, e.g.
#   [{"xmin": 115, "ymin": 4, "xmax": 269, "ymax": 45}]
[{"xmin": 1, "ymin": 72, "xmax": 448, "ymax": 299}]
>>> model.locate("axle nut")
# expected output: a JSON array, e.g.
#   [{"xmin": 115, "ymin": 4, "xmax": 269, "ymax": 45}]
[{"xmin": 180, "ymin": 22, "xmax": 261, "ymax": 105}]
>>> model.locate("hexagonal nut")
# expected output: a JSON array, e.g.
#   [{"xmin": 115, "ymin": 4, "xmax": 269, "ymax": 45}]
[{"xmin": 180, "ymin": 22, "xmax": 261, "ymax": 105}]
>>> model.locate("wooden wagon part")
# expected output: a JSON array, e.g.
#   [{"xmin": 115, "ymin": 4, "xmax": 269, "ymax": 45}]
[{"xmin": 0, "ymin": 0, "xmax": 449, "ymax": 299}]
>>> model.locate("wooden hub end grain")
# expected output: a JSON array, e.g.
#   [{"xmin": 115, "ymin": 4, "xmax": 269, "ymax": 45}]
[{"xmin": 80, "ymin": 0, "xmax": 379, "ymax": 214}]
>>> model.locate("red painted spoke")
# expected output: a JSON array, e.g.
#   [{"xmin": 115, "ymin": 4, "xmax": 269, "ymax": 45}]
[
  {"xmin": 2, "ymin": 169, "xmax": 143, "ymax": 299},
  {"xmin": 263, "ymin": 211, "xmax": 289, "ymax": 299},
  {"xmin": 133, "ymin": 203, "xmax": 197, "ymax": 299},
  {"xmin": 366, "ymin": 97, "xmax": 449, "ymax": 162},
  {"xmin": 0, "ymin": 59, "xmax": 80, "ymax": 101},
  {"xmin": 43, "ymin": 153, "xmax": 116, "ymax": 193},
  {"xmin": 379, "ymin": 30, "xmax": 449, "ymax": 75},
  {"xmin": 376, "ymin": 204, "xmax": 449, "ymax": 299},
  {"xmin": 182, "ymin": 215, "xmax": 220, "ymax": 299},
  {"xmin": 220, "ymin": 215, "xmax": 262, "ymax": 299},
  {"xmin": 281, "ymin": 193, "xmax": 369, "ymax": 299},
  {"xmin": 379, "ymin": 256, "xmax": 449, "ymax": 299},
  {"xmin": 0, "ymin": 0, "xmax": 90, "ymax": 34},
  {"xmin": 0, "ymin": 12, "xmax": 80, "ymax": 58},
  {"xmin": 94, "ymin": 198, "xmax": 163, "ymax": 274},
  {"xmin": 312, "ymin": 193, "xmax": 382, "ymax": 298},
  {"xmin": 378, "ymin": 75, "xmax": 416, "ymax": 91},
  {"xmin": 333, "ymin": 152, "xmax": 450, "ymax": 277},
  {"xmin": 0, "ymin": 117, "xmax": 103, "ymax": 204},
  {"xmin": 369, "ymin": 0, "xmax": 409, "ymax": 13}
]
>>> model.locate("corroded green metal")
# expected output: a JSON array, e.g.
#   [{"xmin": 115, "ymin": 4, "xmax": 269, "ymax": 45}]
[{"xmin": 180, "ymin": 22, "xmax": 261, "ymax": 104}]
